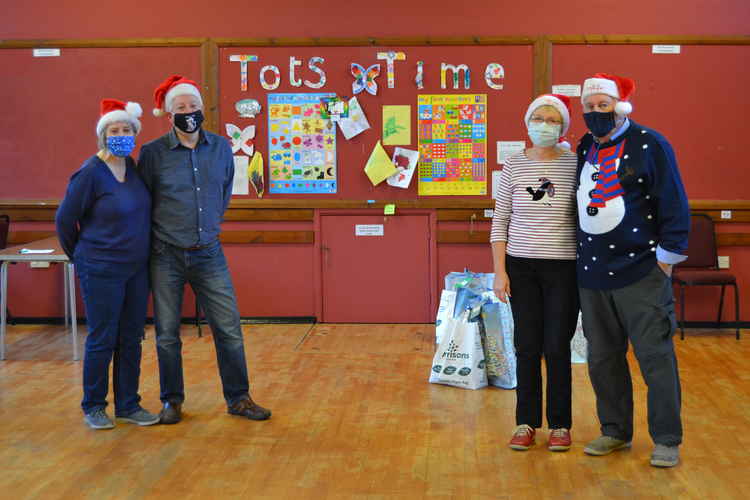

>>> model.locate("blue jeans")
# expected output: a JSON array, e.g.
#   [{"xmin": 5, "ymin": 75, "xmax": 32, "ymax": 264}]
[
  {"xmin": 75, "ymin": 254, "xmax": 148, "ymax": 416},
  {"xmin": 150, "ymin": 238, "xmax": 250, "ymax": 405}
]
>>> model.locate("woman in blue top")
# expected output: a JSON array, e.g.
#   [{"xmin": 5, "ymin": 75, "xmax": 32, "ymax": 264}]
[{"xmin": 56, "ymin": 99, "xmax": 158, "ymax": 429}]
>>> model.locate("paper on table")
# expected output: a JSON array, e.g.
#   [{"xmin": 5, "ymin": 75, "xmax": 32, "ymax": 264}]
[
  {"xmin": 382, "ymin": 105, "xmax": 411, "ymax": 145},
  {"xmin": 338, "ymin": 96, "xmax": 371, "ymax": 140},
  {"xmin": 364, "ymin": 141, "xmax": 398, "ymax": 186},
  {"xmin": 386, "ymin": 147, "xmax": 419, "ymax": 189},
  {"xmin": 497, "ymin": 141, "xmax": 526, "ymax": 164},
  {"xmin": 19, "ymin": 249, "xmax": 54, "ymax": 254},
  {"xmin": 232, "ymin": 155, "xmax": 249, "ymax": 195}
]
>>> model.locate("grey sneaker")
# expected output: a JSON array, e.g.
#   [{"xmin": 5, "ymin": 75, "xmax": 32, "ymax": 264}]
[
  {"xmin": 650, "ymin": 444, "xmax": 680, "ymax": 467},
  {"xmin": 84, "ymin": 408, "xmax": 115, "ymax": 430},
  {"xmin": 583, "ymin": 435, "xmax": 632, "ymax": 456},
  {"xmin": 117, "ymin": 408, "xmax": 160, "ymax": 426}
]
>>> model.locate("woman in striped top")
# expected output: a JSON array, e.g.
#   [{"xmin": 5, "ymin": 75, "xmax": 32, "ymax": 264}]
[{"xmin": 490, "ymin": 94, "xmax": 580, "ymax": 452}]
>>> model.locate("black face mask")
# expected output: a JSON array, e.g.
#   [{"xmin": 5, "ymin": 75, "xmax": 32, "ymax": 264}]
[
  {"xmin": 173, "ymin": 110, "xmax": 204, "ymax": 133},
  {"xmin": 583, "ymin": 111, "xmax": 616, "ymax": 138}
]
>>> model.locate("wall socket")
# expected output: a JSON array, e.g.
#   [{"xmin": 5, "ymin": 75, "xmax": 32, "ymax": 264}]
[
  {"xmin": 718, "ymin": 256, "xmax": 730, "ymax": 269},
  {"xmin": 29, "ymin": 261, "xmax": 50, "ymax": 268},
  {"xmin": 720, "ymin": 210, "xmax": 732, "ymax": 219}
]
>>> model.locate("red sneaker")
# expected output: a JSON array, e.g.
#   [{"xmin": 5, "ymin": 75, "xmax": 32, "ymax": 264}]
[
  {"xmin": 548, "ymin": 428, "xmax": 571, "ymax": 451},
  {"xmin": 509, "ymin": 425, "xmax": 536, "ymax": 450}
]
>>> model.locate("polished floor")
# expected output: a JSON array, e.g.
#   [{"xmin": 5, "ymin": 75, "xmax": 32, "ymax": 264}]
[{"xmin": 0, "ymin": 323, "xmax": 748, "ymax": 499}]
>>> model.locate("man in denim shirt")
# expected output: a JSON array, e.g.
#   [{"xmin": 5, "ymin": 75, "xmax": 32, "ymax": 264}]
[{"xmin": 138, "ymin": 75, "xmax": 270, "ymax": 424}]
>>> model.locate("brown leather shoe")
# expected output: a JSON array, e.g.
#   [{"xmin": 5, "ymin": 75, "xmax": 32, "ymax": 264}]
[
  {"xmin": 228, "ymin": 397, "xmax": 271, "ymax": 421},
  {"xmin": 159, "ymin": 401, "xmax": 182, "ymax": 424}
]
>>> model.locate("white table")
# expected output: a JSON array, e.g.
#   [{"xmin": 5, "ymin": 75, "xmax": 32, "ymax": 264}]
[{"xmin": 0, "ymin": 237, "xmax": 78, "ymax": 361}]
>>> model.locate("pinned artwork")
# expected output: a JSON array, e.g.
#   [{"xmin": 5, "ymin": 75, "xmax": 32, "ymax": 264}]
[
  {"xmin": 337, "ymin": 96, "xmax": 371, "ymax": 140},
  {"xmin": 417, "ymin": 94, "xmax": 487, "ymax": 196},
  {"xmin": 376, "ymin": 51, "xmax": 406, "ymax": 88},
  {"xmin": 386, "ymin": 147, "xmax": 420, "ymax": 189},
  {"xmin": 320, "ymin": 96, "xmax": 349, "ymax": 122},
  {"xmin": 289, "ymin": 57, "xmax": 303, "ymax": 87},
  {"xmin": 248, "ymin": 151, "xmax": 264, "ymax": 198},
  {"xmin": 484, "ymin": 63, "xmax": 505, "ymax": 90},
  {"xmin": 382, "ymin": 105, "xmax": 411, "ymax": 145},
  {"xmin": 229, "ymin": 55, "xmax": 258, "ymax": 91},
  {"xmin": 304, "ymin": 57, "xmax": 326, "ymax": 89},
  {"xmin": 351, "ymin": 63, "xmax": 381, "ymax": 96},
  {"xmin": 441, "ymin": 63, "xmax": 471, "ymax": 90},
  {"xmin": 235, "ymin": 99, "xmax": 262, "ymax": 118},
  {"xmin": 268, "ymin": 93, "xmax": 337, "ymax": 194},
  {"xmin": 225, "ymin": 123, "xmax": 256, "ymax": 156},
  {"xmin": 259, "ymin": 65, "xmax": 281, "ymax": 90},
  {"xmin": 232, "ymin": 155, "xmax": 249, "ymax": 195},
  {"xmin": 364, "ymin": 140, "xmax": 398, "ymax": 186},
  {"xmin": 415, "ymin": 61, "xmax": 424, "ymax": 89}
]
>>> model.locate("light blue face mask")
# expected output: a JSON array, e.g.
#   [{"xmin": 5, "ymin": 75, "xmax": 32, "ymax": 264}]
[
  {"xmin": 106, "ymin": 135, "xmax": 136, "ymax": 157},
  {"xmin": 527, "ymin": 121, "xmax": 561, "ymax": 147}
]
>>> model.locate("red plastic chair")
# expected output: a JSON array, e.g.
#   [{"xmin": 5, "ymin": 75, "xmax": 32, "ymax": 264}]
[{"xmin": 673, "ymin": 214, "xmax": 740, "ymax": 340}]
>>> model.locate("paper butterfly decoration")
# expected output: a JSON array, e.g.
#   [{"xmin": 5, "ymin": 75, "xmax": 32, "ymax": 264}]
[
  {"xmin": 351, "ymin": 63, "xmax": 381, "ymax": 96},
  {"xmin": 225, "ymin": 123, "xmax": 256, "ymax": 156}
]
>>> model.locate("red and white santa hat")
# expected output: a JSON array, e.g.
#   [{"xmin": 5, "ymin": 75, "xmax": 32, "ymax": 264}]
[
  {"xmin": 96, "ymin": 98, "xmax": 142, "ymax": 136},
  {"xmin": 524, "ymin": 93, "xmax": 572, "ymax": 148},
  {"xmin": 581, "ymin": 73, "xmax": 636, "ymax": 115},
  {"xmin": 152, "ymin": 75, "xmax": 203, "ymax": 116}
]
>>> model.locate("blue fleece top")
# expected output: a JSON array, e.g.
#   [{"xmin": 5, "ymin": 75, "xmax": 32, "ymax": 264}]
[
  {"xmin": 55, "ymin": 155, "xmax": 151, "ymax": 263},
  {"xmin": 576, "ymin": 120, "xmax": 690, "ymax": 290}
]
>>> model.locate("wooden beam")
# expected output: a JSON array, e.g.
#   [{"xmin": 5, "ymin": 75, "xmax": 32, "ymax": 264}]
[
  {"xmin": 548, "ymin": 35, "xmax": 750, "ymax": 45},
  {"xmin": 219, "ymin": 231, "xmax": 314, "ymax": 244},
  {"xmin": 201, "ymin": 39, "xmax": 219, "ymax": 133},
  {"xmin": 8, "ymin": 231, "xmax": 56, "ymax": 245},
  {"xmin": 0, "ymin": 38, "xmax": 204, "ymax": 49},
  {"xmin": 533, "ymin": 36, "xmax": 552, "ymax": 96},
  {"xmin": 213, "ymin": 36, "xmax": 536, "ymax": 48},
  {"xmin": 692, "ymin": 211, "xmax": 750, "ymax": 223},
  {"xmin": 437, "ymin": 209, "xmax": 493, "ymax": 221},
  {"xmin": 222, "ymin": 209, "xmax": 314, "ymax": 221},
  {"xmin": 437, "ymin": 230, "xmax": 491, "ymax": 244},
  {"xmin": 717, "ymin": 233, "xmax": 750, "ymax": 247}
]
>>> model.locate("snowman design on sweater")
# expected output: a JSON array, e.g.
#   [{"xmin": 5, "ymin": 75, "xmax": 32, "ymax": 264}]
[{"xmin": 577, "ymin": 141, "xmax": 626, "ymax": 234}]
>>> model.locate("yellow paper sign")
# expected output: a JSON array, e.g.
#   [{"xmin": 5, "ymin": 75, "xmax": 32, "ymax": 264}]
[
  {"xmin": 365, "ymin": 141, "xmax": 398, "ymax": 186},
  {"xmin": 384, "ymin": 203, "xmax": 396, "ymax": 215},
  {"xmin": 382, "ymin": 105, "xmax": 411, "ymax": 145}
]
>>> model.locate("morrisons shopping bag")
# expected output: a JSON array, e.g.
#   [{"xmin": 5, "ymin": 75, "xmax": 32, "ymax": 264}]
[
  {"xmin": 429, "ymin": 309, "xmax": 488, "ymax": 390},
  {"xmin": 435, "ymin": 289, "xmax": 457, "ymax": 346}
]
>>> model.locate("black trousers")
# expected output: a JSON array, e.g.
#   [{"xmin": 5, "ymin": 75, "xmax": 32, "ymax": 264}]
[
  {"xmin": 579, "ymin": 264, "xmax": 682, "ymax": 446},
  {"xmin": 506, "ymin": 255, "xmax": 579, "ymax": 429}
]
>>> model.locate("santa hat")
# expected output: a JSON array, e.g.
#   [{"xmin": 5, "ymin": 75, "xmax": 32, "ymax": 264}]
[
  {"xmin": 152, "ymin": 75, "xmax": 203, "ymax": 116},
  {"xmin": 524, "ymin": 93, "xmax": 572, "ymax": 149},
  {"xmin": 581, "ymin": 73, "xmax": 636, "ymax": 115},
  {"xmin": 96, "ymin": 98, "xmax": 142, "ymax": 136}
]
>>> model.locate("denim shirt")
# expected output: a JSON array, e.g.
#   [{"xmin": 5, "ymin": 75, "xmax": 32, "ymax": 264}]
[{"xmin": 137, "ymin": 128, "xmax": 234, "ymax": 249}]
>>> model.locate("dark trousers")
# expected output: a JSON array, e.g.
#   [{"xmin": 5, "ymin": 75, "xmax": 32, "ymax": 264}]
[
  {"xmin": 75, "ymin": 256, "xmax": 149, "ymax": 416},
  {"xmin": 579, "ymin": 264, "xmax": 682, "ymax": 446},
  {"xmin": 150, "ymin": 239, "xmax": 251, "ymax": 406},
  {"xmin": 506, "ymin": 255, "xmax": 579, "ymax": 429}
]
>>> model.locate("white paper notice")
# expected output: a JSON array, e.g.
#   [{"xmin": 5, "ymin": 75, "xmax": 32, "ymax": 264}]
[
  {"xmin": 652, "ymin": 45, "xmax": 681, "ymax": 54},
  {"xmin": 491, "ymin": 170, "xmax": 502, "ymax": 200},
  {"xmin": 355, "ymin": 224, "xmax": 384, "ymax": 236},
  {"xmin": 497, "ymin": 141, "xmax": 526, "ymax": 164},
  {"xmin": 551, "ymin": 84, "xmax": 582, "ymax": 97},
  {"xmin": 483, "ymin": 209, "xmax": 493, "ymax": 218},
  {"xmin": 338, "ymin": 96, "xmax": 371, "ymax": 140},
  {"xmin": 386, "ymin": 147, "xmax": 420, "ymax": 189},
  {"xmin": 232, "ymin": 155, "xmax": 249, "ymax": 195},
  {"xmin": 33, "ymin": 48, "xmax": 60, "ymax": 57}
]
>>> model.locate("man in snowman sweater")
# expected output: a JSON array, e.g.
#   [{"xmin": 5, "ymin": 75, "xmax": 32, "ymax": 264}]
[{"xmin": 575, "ymin": 73, "xmax": 690, "ymax": 468}]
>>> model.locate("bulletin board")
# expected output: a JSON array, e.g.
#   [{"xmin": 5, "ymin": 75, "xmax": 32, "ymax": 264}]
[
  {"xmin": 0, "ymin": 47, "xmax": 202, "ymax": 199},
  {"xmin": 551, "ymin": 44, "xmax": 750, "ymax": 200},
  {"xmin": 218, "ymin": 45, "xmax": 534, "ymax": 200}
]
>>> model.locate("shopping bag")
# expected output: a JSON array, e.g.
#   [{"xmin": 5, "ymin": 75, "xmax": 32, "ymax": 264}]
[
  {"xmin": 444, "ymin": 270, "xmax": 495, "ymax": 293},
  {"xmin": 571, "ymin": 310, "xmax": 588, "ymax": 364},
  {"xmin": 435, "ymin": 289, "xmax": 456, "ymax": 345},
  {"xmin": 479, "ymin": 299, "xmax": 517, "ymax": 389},
  {"xmin": 429, "ymin": 310, "xmax": 488, "ymax": 390}
]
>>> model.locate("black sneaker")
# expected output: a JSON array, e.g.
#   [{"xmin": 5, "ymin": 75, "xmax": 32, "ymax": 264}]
[{"xmin": 159, "ymin": 401, "xmax": 182, "ymax": 424}]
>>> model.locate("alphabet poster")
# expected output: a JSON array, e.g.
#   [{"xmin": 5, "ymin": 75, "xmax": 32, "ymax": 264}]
[
  {"xmin": 268, "ymin": 93, "xmax": 337, "ymax": 194},
  {"xmin": 417, "ymin": 94, "xmax": 487, "ymax": 196}
]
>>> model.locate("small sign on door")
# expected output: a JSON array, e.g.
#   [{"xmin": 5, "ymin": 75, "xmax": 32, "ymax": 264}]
[{"xmin": 355, "ymin": 224, "xmax": 384, "ymax": 236}]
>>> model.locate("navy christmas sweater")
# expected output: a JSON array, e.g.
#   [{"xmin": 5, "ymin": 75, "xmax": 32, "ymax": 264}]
[{"xmin": 576, "ymin": 120, "xmax": 690, "ymax": 290}]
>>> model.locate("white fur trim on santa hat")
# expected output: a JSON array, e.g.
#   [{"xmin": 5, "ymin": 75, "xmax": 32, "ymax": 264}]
[
  {"xmin": 96, "ymin": 104, "xmax": 143, "ymax": 136},
  {"xmin": 163, "ymin": 83, "xmax": 203, "ymax": 114},
  {"xmin": 582, "ymin": 77, "xmax": 620, "ymax": 101},
  {"xmin": 524, "ymin": 95, "xmax": 570, "ymax": 136}
]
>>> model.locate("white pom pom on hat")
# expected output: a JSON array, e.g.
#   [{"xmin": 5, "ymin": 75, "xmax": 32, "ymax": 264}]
[{"xmin": 581, "ymin": 73, "xmax": 636, "ymax": 116}]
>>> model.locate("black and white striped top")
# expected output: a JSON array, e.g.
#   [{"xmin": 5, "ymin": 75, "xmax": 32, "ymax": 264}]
[{"xmin": 490, "ymin": 150, "xmax": 578, "ymax": 260}]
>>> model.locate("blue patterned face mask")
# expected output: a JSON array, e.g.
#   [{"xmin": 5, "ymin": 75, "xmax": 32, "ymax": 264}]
[{"xmin": 106, "ymin": 135, "xmax": 136, "ymax": 157}]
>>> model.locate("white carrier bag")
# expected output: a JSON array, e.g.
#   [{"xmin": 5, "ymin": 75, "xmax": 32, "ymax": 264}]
[{"xmin": 429, "ymin": 309, "xmax": 488, "ymax": 390}]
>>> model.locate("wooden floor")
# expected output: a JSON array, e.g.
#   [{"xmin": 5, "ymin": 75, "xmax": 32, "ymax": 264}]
[{"xmin": 0, "ymin": 323, "xmax": 748, "ymax": 499}]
